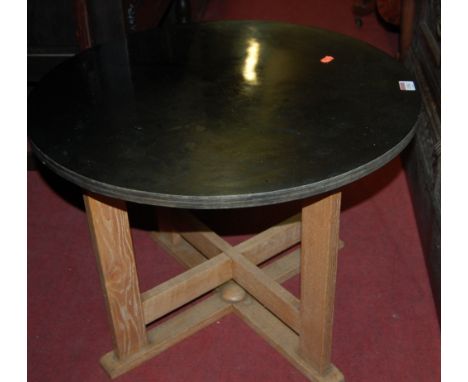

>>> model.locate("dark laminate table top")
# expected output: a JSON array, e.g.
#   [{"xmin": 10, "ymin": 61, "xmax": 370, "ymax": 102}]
[{"xmin": 28, "ymin": 21, "xmax": 421, "ymax": 208}]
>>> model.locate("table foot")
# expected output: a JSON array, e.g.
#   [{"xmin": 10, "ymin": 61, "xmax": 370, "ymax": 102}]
[
  {"xmin": 100, "ymin": 293, "xmax": 232, "ymax": 378},
  {"xmin": 234, "ymin": 295, "xmax": 344, "ymax": 382}
]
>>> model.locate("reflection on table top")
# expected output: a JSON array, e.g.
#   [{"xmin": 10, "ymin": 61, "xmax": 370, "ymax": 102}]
[{"xmin": 28, "ymin": 21, "xmax": 420, "ymax": 208}]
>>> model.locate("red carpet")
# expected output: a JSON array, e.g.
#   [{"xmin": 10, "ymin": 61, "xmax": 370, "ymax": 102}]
[{"xmin": 28, "ymin": 1, "xmax": 440, "ymax": 381}]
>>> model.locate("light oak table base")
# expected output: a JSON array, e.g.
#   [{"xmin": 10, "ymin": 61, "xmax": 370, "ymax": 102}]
[{"xmin": 84, "ymin": 192, "xmax": 345, "ymax": 381}]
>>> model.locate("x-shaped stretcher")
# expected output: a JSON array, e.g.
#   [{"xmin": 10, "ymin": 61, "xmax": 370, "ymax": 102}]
[{"xmin": 84, "ymin": 192, "xmax": 345, "ymax": 382}]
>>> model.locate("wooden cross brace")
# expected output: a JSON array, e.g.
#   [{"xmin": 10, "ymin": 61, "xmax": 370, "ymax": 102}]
[{"xmin": 84, "ymin": 193, "xmax": 345, "ymax": 382}]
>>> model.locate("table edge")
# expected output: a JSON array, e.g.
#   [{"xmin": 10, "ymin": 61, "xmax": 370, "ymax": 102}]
[{"xmin": 30, "ymin": 112, "xmax": 421, "ymax": 209}]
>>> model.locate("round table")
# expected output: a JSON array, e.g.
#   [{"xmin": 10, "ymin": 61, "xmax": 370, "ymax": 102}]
[{"xmin": 28, "ymin": 21, "xmax": 420, "ymax": 381}]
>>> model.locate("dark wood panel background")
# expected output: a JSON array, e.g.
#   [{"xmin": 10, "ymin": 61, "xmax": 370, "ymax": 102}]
[
  {"xmin": 28, "ymin": 0, "xmax": 206, "ymax": 86},
  {"xmin": 403, "ymin": 0, "xmax": 440, "ymax": 319},
  {"xmin": 28, "ymin": 0, "xmax": 206, "ymax": 51},
  {"xmin": 27, "ymin": 0, "xmax": 79, "ymax": 53}
]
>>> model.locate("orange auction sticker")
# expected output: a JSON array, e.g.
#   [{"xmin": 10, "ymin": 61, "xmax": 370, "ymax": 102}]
[{"xmin": 320, "ymin": 56, "xmax": 334, "ymax": 63}]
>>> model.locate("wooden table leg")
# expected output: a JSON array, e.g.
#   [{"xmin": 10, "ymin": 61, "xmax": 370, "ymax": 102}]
[
  {"xmin": 157, "ymin": 207, "xmax": 183, "ymax": 246},
  {"xmin": 299, "ymin": 192, "xmax": 341, "ymax": 376},
  {"xmin": 84, "ymin": 193, "xmax": 148, "ymax": 359},
  {"xmin": 84, "ymin": 195, "xmax": 343, "ymax": 380}
]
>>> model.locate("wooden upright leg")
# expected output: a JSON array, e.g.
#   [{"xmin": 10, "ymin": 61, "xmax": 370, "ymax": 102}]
[
  {"xmin": 299, "ymin": 193, "xmax": 341, "ymax": 376},
  {"xmin": 84, "ymin": 193, "xmax": 148, "ymax": 359},
  {"xmin": 157, "ymin": 207, "xmax": 182, "ymax": 246}
]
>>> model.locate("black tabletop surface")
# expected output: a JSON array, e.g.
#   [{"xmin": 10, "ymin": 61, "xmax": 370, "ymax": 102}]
[{"xmin": 28, "ymin": 21, "xmax": 420, "ymax": 208}]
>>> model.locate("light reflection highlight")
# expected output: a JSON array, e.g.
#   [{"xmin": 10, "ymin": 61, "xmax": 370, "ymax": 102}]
[{"xmin": 243, "ymin": 39, "xmax": 260, "ymax": 84}]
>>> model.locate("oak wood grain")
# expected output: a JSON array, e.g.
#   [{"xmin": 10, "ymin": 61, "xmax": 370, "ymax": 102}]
[
  {"xmin": 153, "ymin": 232, "xmax": 301, "ymax": 284},
  {"xmin": 299, "ymin": 193, "xmax": 341, "ymax": 374},
  {"xmin": 261, "ymin": 249, "xmax": 300, "ymax": 284},
  {"xmin": 230, "ymin": 213, "xmax": 301, "ymax": 264},
  {"xmin": 141, "ymin": 254, "xmax": 232, "ymax": 324},
  {"xmin": 234, "ymin": 296, "xmax": 344, "ymax": 382},
  {"xmin": 231, "ymin": 251, "xmax": 301, "ymax": 332},
  {"xmin": 101, "ymin": 294, "xmax": 232, "ymax": 378},
  {"xmin": 157, "ymin": 207, "xmax": 183, "ymax": 245},
  {"xmin": 151, "ymin": 231, "xmax": 207, "ymax": 268},
  {"xmin": 172, "ymin": 210, "xmax": 301, "ymax": 264},
  {"xmin": 168, "ymin": 212, "xmax": 302, "ymax": 332},
  {"xmin": 84, "ymin": 193, "xmax": 148, "ymax": 359}
]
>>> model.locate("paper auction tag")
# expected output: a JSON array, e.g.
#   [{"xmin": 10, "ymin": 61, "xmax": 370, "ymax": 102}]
[{"xmin": 399, "ymin": 81, "xmax": 416, "ymax": 91}]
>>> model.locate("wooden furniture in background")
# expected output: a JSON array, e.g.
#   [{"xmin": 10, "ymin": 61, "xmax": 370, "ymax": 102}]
[
  {"xmin": 28, "ymin": 0, "xmax": 206, "ymax": 82},
  {"xmin": 403, "ymin": 0, "xmax": 441, "ymax": 318},
  {"xmin": 76, "ymin": 0, "xmax": 206, "ymax": 47},
  {"xmin": 398, "ymin": 0, "xmax": 415, "ymax": 59},
  {"xmin": 74, "ymin": 0, "xmax": 93, "ymax": 50},
  {"xmin": 351, "ymin": 0, "xmax": 415, "ymax": 59}
]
